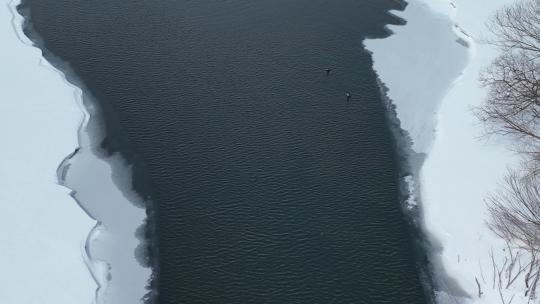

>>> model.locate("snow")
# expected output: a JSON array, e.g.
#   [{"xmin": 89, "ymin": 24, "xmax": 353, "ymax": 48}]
[
  {"xmin": 0, "ymin": 1, "xmax": 95, "ymax": 303},
  {"xmin": 1, "ymin": 1, "xmax": 151, "ymax": 303},
  {"xmin": 366, "ymin": 0, "xmax": 529, "ymax": 303}
]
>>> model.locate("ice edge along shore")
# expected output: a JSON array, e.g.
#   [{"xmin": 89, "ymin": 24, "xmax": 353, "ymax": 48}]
[
  {"xmin": 366, "ymin": 0, "xmax": 528, "ymax": 303},
  {"xmin": 3, "ymin": 1, "xmax": 152, "ymax": 303}
]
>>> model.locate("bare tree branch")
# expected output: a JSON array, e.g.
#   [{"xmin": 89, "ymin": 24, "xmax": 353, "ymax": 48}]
[
  {"xmin": 479, "ymin": 0, "xmax": 540, "ymax": 156},
  {"xmin": 487, "ymin": 171, "xmax": 540, "ymax": 249}
]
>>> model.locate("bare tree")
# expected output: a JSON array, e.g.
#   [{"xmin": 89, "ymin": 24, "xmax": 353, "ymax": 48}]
[
  {"xmin": 488, "ymin": 171, "xmax": 540, "ymax": 250},
  {"xmin": 486, "ymin": 0, "xmax": 540, "ymax": 54},
  {"xmin": 480, "ymin": 2, "xmax": 540, "ymax": 302},
  {"xmin": 487, "ymin": 171, "xmax": 540, "ymax": 300},
  {"xmin": 479, "ymin": 0, "xmax": 540, "ymax": 155}
]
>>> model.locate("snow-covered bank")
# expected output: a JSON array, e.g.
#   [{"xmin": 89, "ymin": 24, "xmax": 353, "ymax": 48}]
[
  {"xmin": 2, "ymin": 1, "xmax": 151, "ymax": 303},
  {"xmin": 366, "ymin": 0, "xmax": 526, "ymax": 303},
  {"xmin": 1, "ymin": 1, "xmax": 94, "ymax": 303}
]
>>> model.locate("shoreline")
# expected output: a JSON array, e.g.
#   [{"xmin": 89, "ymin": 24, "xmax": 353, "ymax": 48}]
[
  {"xmin": 9, "ymin": 1, "xmax": 153, "ymax": 303},
  {"xmin": 365, "ymin": 0, "xmax": 471, "ymax": 300},
  {"xmin": 374, "ymin": 75, "xmax": 439, "ymax": 303},
  {"xmin": 368, "ymin": 0, "xmax": 527, "ymax": 303},
  {"xmin": 1, "ymin": 0, "xmax": 96, "ymax": 302},
  {"xmin": 58, "ymin": 99, "xmax": 152, "ymax": 303}
]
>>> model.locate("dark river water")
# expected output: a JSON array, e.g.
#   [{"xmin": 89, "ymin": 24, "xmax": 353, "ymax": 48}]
[{"xmin": 19, "ymin": 0, "xmax": 433, "ymax": 303}]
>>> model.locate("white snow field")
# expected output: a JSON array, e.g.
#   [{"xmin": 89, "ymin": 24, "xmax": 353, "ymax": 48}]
[
  {"xmin": 0, "ymin": 1, "xmax": 95, "ymax": 303},
  {"xmin": 367, "ymin": 0, "xmax": 528, "ymax": 303},
  {"xmin": 1, "ymin": 1, "xmax": 151, "ymax": 303}
]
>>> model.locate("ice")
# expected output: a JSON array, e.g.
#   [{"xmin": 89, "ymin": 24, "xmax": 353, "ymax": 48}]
[
  {"xmin": 1, "ymin": 1, "xmax": 151, "ymax": 303},
  {"xmin": 365, "ymin": 0, "xmax": 468, "ymax": 155},
  {"xmin": 61, "ymin": 99, "xmax": 152, "ymax": 304}
]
